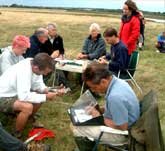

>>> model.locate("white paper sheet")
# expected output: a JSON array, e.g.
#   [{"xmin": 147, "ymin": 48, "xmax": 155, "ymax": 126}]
[{"xmin": 74, "ymin": 109, "xmax": 93, "ymax": 123}]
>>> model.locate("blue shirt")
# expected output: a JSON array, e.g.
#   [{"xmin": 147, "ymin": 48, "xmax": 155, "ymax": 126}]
[
  {"xmin": 157, "ymin": 34, "xmax": 165, "ymax": 43},
  {"xmin": 104, "ymin": 76, "xmax": 140, "ymax": 127}
]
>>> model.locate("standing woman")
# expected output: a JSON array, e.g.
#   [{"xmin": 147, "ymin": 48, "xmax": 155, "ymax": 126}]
[{"xmin": 119, "ymin": 0, "xmax": 140, "ymax": 56}]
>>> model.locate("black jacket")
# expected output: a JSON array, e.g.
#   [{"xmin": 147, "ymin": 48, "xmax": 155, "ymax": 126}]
[
  {"xmin": 24, "ymin": 35, "xmax": 42, "ymax": 58},
  {"xmin": 41, "ymin": 35, "xmax": 64, "ymax": 56}
]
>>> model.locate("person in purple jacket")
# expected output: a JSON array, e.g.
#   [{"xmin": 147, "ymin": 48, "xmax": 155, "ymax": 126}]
[{"xmin": 98, "ymin": 27, "xmax": 130, "ymax": 75}]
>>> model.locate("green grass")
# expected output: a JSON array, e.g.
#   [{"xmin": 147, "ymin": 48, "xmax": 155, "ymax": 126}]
[{"xmin": 0, "ymin": 7, "xmax": 165, "ymax": 150}]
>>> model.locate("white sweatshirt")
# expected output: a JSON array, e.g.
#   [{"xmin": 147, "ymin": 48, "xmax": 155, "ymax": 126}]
[{"xmin": 0, "ymin": 58, "xmax": 47, "ymax": 103}]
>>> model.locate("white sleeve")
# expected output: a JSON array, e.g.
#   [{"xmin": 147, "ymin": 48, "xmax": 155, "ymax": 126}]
[
  {"xmin": 16, "ymin": 66, "xmax": 46, "ymax": 103},
  {"xmin": 0, "ymin": 54, "xmax": 13, "ymax": 74},
  {"xmin": 31, "ymin": 75, "xmax": 47, "ymax": 93}
]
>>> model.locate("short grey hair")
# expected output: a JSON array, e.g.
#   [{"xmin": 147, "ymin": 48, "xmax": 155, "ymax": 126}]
[
  {"xmin": 83, "ymin": 62, "xmax": 112, "ymax": 84},
  {"xmin": 47, "ymin": 23, "xmax": 57, "ymax": 30},
  {"xmin": 34, "ymin": 27, "xmax": 48, "ymax": 37},
  {"xmin": 89, "ymin": 23, "xmax": 100, "ymax": 33}
]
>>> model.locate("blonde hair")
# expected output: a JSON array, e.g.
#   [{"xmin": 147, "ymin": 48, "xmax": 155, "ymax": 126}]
[{"xmin": 89, "ymin": 23, "xmax": 100, "ymax": 33}]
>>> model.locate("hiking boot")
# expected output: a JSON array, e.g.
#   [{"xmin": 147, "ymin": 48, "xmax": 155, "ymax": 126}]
[
  {"xmin": 12, "ymin": 130, "xmax": 22, "ymax": 138},
  {"xmin": 74, "ymin": 137, "xmax": 96, "ymax": 151},
  {"xmin": 25, "ymin": 142, "xmax": 51, "ymax": 151},
  {"xmin": 32, "ymin": 121, "xmax": 44, "ymax": 128}
]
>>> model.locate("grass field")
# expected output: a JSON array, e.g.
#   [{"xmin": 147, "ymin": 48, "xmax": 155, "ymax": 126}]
[{"xmin": 0, "ymin": 7, "xmax": 165, "ymax": 151}]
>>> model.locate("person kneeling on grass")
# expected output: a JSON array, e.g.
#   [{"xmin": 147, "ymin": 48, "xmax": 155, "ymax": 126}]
[
  {"xmin": 155, "ymin": 31, "xmax": 165, "ymax": 53},
  {"xmin": 71, "ymin": 62, "xmax": 140, "ymax": 151},
  {"xmin": 0, "ymin": 53, "xmax": 63, "ymax": 138}
]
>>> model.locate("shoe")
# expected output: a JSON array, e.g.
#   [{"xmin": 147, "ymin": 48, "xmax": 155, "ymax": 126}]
[
  {"xmin": 156, "ymin": 50, "xmax": 160, "ymax": 53},
  {"xmin": 25, "ymin": 142, "xmax": 51, "ymax": 151},
  {"xmin": 12, "ymin": 130, "xmax": 22, "ymax": 138},
  {"xmin": 28, "ymin": 116, "xmax": 36, "ymax": 123},
  {"xmin": 32, "ymin": 121, "xmax": 44, "ymax": 128}
]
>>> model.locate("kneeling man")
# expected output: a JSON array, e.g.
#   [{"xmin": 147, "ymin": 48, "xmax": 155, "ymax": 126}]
[{"xmin": 0, "ymin": 53, "xmax": 58, "ymax": 137}]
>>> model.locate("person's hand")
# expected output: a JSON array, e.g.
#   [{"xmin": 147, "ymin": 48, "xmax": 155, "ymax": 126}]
[
  {"xmin": 46, "ymin": 92, "xmax": 57, "ymax": 100},
  {"xmin": 99, "ymin": 55, "xmax": 106, "ymax": 60},
  {"xmin": 77, "ymin": 53, "xmax": 88, "ymax": 59},
  {"xmin": 51, "ymin": 50, "xmax": 60, "ymax": 58},
  {"xmin": 56, "ymin": 88, "xmax": 66, "ymax": 96},
  {"xmin": 43, "ymin": 88, "xmax": 49, "ymax": 94},
  {"xmin": 98, "ymin": 58, "xmax": 109, "ymax": 64},
  {"xmin": 77, "ymin": 53, "xmax": 83, "ymax": 59},
  {"xmin": 59, "ymin": 54, "xmax": 64, "ymax": 60},
  {"xmin": 85, "ymin": 106, "xmax": 100, "ymax": 118}
]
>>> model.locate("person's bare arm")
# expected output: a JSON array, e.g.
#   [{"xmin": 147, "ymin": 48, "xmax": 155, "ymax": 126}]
[
  {"xmin": 86, "ymin": 106, "xmax": 128, "ymax": 130},
  {"xmin": 104, "ymin": 118, "xmax": 128, "ymax": 130}
]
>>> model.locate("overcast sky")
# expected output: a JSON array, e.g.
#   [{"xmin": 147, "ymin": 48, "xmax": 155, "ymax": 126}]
[{"xmin": 0, "ymin": 0, "xmax": 164, "ymax": 12}]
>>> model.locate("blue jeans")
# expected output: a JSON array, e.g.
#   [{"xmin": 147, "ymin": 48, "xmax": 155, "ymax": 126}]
[{"xmin": 0, "ymin": 123, "xmax": 25, "ymax": 151}]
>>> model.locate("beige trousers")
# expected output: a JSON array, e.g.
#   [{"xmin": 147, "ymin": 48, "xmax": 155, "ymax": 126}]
[{"xmin": 71, "ymin": 124, "xmax": 128, "ymax": 145}]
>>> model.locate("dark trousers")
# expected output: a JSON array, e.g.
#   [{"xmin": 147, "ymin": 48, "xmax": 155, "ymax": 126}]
[{"xmin": 0, "ymin": 123, "xmax": 25, "ymax": 151}]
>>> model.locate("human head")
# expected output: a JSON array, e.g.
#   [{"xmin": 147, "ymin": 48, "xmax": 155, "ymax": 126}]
[
  {"xmin": 34, "ymin": 28, "xmax": 48, "ymax": 44},
  {"xmin": 12, "ymin": 35, "xmax": 30, "ymax": 56},
  {"xmin": 138, "ymin": 11, "xmax": 144, "ymax": 19},
  {"xmin": 103, "ymin": 27, "xmax": 118, "ymax": 45},
  {"xmin": 89, "ymin": 23, "xmax": 100, "ymax": 39},
  {"xmin": 162, "ymin": 31, "xmax": 165, "ymax": 37},
  {"xmin": 47, "ymin": 23, "xmax": 57, "ymax": 38},
  {"xmin": 83, "ymin": 62, "xmax": 112, "ymax": 93},
  {"xmin": 123, "ymin": 0, "xmax": 138, "ymax": 16},
  {"xmin": 32, "ymin": 53, "xmax": 55, "ymax": 76}
]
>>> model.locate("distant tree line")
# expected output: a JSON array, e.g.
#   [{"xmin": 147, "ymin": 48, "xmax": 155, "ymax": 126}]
[{"xmin": 0, "ymin": 4, "xmax": 164, "ymax": 19}]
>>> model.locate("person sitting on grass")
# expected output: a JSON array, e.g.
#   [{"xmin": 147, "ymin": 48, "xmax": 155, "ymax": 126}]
[
  {"xmin": 71, "ymin": 63, "xmax": 140, "ymax": 151},
  {"xmin": 77, "ymin": 23, "xmax": 106, "ymax": 60},
  {"xmin": 0, "ymin": 53, "xmax": 63, "ymax": 138},
  {"xmin": 98, "ymin": 27, "xmax": 130, "ymax": 75},
  {"xmin": 24, "ymin": 28, "xmax": 48, "ymax": 58},
  {"xmin": 155, "ymin": 31, "xmax": 165, "ymax": 53},
  {"xmin": 0, "ymin": 35, "xmax": 30, "ymax": 76}
]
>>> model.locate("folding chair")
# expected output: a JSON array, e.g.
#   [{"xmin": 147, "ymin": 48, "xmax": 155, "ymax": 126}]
[
  {"xmin": 92, "ymin": 126, "xmax": 128, "ymax": 151},
  {"xmin": 93, "ymin": 90, "xmax": 164, "ymax": 151},
  {"xmin": 117, "ymin": 51, "xmax": 142, "ymax": 94}
]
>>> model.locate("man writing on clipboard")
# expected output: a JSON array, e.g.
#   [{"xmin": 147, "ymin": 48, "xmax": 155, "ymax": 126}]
[{"xmin": 71, "ymin": 62, "xmax": 140, "ymax": 151}]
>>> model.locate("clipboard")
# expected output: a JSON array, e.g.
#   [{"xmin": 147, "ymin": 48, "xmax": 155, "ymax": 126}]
[{"xmin": 68, "ymin": 90, "xmax": 104, "ymax": 126}]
